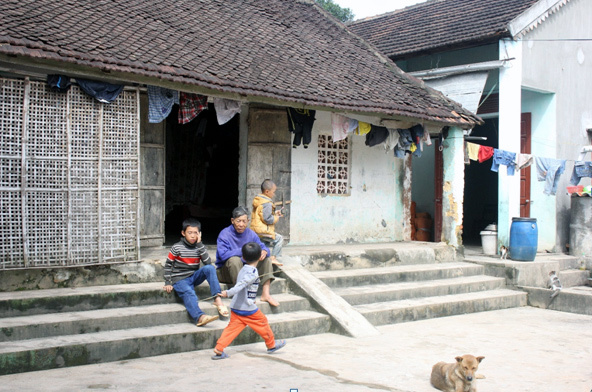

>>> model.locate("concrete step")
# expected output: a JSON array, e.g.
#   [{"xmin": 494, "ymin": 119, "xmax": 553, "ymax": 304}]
[
  {"xmin": 354, "ymin": 289, "xmax": 527, "ymax": 326},
  {"xmin": 0, "ymin": 293, "xmax": 310, "ymax": 342},
  {"xmin": 520, "ymin": 285, "xmax": 592, "ymax": 316},
  {"xmin": 312, "ymin": 262, "xmax": 484, "ymax": 288},
  {"xmin": 0, "ymin": 278, "xmax": 288, "ymax": 318},
  {"xmin": 557, "ymin": 269, "xmax": 590, "ymax": 288},
  {"xmin": 0, "ymin": 309, "xmax": 331, "ymax": 375},
  {"xmin": 334, "ymin": 275, "xmax": 506, "ymax": 306}
]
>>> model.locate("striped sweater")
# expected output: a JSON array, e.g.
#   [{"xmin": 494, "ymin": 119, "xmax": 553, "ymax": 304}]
[{"xmin": 164, "ymin": 238, "xmax": 211, "ymax": 285}]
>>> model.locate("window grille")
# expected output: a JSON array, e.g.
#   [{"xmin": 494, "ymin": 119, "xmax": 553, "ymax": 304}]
[{"xmin": 316, "ymin": 135, "xmax": 350, "ymax": 195}]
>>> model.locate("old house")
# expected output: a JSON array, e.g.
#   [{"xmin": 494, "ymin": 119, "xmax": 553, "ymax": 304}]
[
  {"xmin": 350, "ymin": 0, "xmax": 592, "ymax": 252},
  {"xmin": 0, "ymin": 0, "xmax": 480, "ymax": 269}
]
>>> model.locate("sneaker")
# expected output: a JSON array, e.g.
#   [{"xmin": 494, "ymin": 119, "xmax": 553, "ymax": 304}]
[{"xmin": 197, "ymin": 314, "xmax": 219, "ymax": 327}]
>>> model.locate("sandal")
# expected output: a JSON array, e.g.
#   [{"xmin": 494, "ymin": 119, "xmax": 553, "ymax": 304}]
[
  {"xmin": 196, "ymin": 314, "xmax": 219, "ymax": 327},
  {"xmin": 267, "ymin": 339, "xmax": 286, "ymax": 354},
  {"xmin": 212, "ymin": 303, "xmax": 230, "ymax": 319},
  {"xmin": 211, "ymin": 352, "xmax": 230, "ymax": 360}
]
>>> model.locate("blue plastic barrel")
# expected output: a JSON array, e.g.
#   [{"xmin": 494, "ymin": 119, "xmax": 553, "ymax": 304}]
[{"xmin": 509, "ymin": 217, "xmax": 538, "ymax": 261}]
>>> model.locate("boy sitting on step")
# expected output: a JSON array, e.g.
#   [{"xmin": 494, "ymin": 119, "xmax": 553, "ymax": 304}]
[
  {"xmin": 212, "ymin": 242, "xmax": 286, "ymax": 360},
  {"xmin": 163, "ymin": 218, "xmax": 229, "ymax": 327}
]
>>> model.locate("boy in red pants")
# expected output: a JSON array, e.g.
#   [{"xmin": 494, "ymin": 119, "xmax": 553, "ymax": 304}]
[{"xmin": 212, "ymin": 242, "xmax": 286, "ymax": 360}]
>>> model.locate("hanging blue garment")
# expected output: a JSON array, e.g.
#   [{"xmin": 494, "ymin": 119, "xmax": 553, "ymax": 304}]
[
  {"xmin": 77, "ymin": 78, "xmax": 124, "ymax": 103},
  {"xmin": 569, "ymin": 161, "xmax": 592, "ymax": 185},
  {"xmin": 147, "ymin": 86, "xmax": 179, "ymax": 123},
  {"xmin": 535, "ymin": 157, "xmax": 566, "ymax": 195},
  {"xmin": 491, "ymin": 149, "xmax": 517, "ymax": 176}
]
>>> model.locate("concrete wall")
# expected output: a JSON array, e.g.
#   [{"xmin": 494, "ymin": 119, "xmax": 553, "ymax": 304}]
[
  {"xmin": 520, "ymin": 0, "xmax": 592, "ymax": 252},
  {"xmin": 289, "ymin": 111, "xmax": 405, "ymax": 245}
]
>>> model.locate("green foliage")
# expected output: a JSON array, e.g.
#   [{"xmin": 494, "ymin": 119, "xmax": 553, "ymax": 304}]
[{"xmin": 315, "ymin": 0, "xmax": 354, "ymax": 22}]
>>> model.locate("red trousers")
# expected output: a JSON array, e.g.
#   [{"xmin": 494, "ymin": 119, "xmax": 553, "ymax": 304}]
[{"xmin": 215, "ymin": 309, "xmax": 275, "ymax": 352}]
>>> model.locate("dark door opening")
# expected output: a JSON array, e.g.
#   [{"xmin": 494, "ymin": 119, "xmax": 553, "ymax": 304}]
[
  {"xmin": 165, "ymin": 104, "xmax": 239, "ymax": 245},
  {"xmin": 462, "ymin": 118, "xmax": 499, "ymax": 245}
]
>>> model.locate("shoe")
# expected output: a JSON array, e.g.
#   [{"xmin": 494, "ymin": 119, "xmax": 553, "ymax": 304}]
[
  {"xmin": 267, "ymin": 339, "xmax": 286, "ymax": 354},
  {"xmin": 212, "ymin": 303, "xmax": 230, "ymax": 319},
  {"xmin": 211, "ymin": 352, "xmax": 230, "ymax": 360},
  {"xmin": 196, "ymin": 314, "xmax": 219, "ymax": 327}
]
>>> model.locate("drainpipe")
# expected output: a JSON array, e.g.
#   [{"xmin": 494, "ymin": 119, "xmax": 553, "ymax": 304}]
[{"xmin": 441, "ymin": 126, "xmax": 465, "ymax": 248}]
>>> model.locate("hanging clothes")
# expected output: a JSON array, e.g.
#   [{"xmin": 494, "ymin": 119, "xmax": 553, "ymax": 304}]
[
  {"xmin": 365, "ymin": 125, "xmax": 389, "ymax": 147},
  {"xmin": 409, "ymin": 124, "xmax": 424, "ymax": 157},
  {"xmin": 569, "ymin": 161, "xmax": 592, "ymax": 185},
  {"xmin": 178, "ymin": 93, "xmax": 207, "ymax": 124},
  {"xmin": 47, "ymin": 75, "xmax": 71, "ymax": 92},
  {"xmin": 535, "ymin": 157, "xmax": 567, "ymax": 195},
  {"xmin": 466, "ymin": 142, "xmax": 480, "ymax": 161},
  {"xmin": 478, "ymin": 146, "xmax": 494, "ymax": 163},
  {"xmin": 287, "ymin": 108, "xmax": 316, "ymax": 148},
  {"xmin": 347, "ymin": 118, "xmax": 359, "ymax": 134},
  {"xmin": 491, "ymin": 149, "xmax": 517, "ymax": 176},
  {"xmin": 147, "ymin": 86, "xmax": 179, "ymax": 123},
  {"xmin": 213, "ymin": 98, "xmax": 241, "ymax": 125},
  {"xmin": 355, "ymin": 121, "xmax": 371, "ymax": 135},
  {"xmin": 331, "ymin": 113, "xmax": 349, "ymax": 142},
  {"xmin": 383, "ymin": 129, "xmax": 400, "ymax": 152},
  {"xmin": 516, "ymin": 153, "xmax": 534, "ymax": 170},
  {"xmin": 77, "ymin": 78, "xmax": 124, "ymax": 103}
]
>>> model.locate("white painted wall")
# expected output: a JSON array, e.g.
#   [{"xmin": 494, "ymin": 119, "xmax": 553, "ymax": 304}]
[
  {"xmin": 520, "ymin": 0, "xmax": 592, "ymax": 251},
  {"xmin": 289, "ymin": 111, "xmax": 405, "ymax": 245}
]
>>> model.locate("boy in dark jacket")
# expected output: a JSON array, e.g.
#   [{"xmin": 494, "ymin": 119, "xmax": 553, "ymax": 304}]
[{"xmin": 163, "ymin": 218, "xmax": 229, "ymax": 326}]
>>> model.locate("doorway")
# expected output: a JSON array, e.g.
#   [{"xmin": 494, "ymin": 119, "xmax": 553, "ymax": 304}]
[
  {"xmin": 164, "ymin": 104, "xmax": 239, "ymax": 245},
  {"xmin": 462, "ymin": 118, "xmax": 499, "ymax": 245}
]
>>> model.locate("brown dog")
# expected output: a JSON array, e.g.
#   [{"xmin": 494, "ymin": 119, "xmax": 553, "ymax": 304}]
[{"xmin": 430, "ymin": 354, "xmax": 484, "ymax": 392}]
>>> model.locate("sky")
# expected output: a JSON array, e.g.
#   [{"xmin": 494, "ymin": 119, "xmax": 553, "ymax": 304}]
[{"xmin": 334, "ymin": 0, "xmax": 426, "ymax": 20}]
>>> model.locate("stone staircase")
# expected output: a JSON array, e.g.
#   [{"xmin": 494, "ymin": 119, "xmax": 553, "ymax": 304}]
[
  {"xmin": 0, "ymin": 277, "xmax": 330, "ymax": 375},
  {"xmin": 0, "ymin": 242, "xmax": 531, "ymax": 375}
]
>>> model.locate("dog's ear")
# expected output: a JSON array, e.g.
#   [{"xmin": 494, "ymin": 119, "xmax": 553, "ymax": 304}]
[
  {"xmin": 455, "ymin": 356, "xmax": 463, "ymax": 363},
  {"xmin": 476, "ymin": 356, "xmax": 484, "ymax": 363}
]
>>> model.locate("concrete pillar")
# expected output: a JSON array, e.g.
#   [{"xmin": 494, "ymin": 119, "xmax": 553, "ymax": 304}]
[
  {"xmin": 442, "ymin": 126, "xmax": 464, "ymax": 248},
  {"xmin": 498, "ymin": 39, "xmax": 523, "ymax": 247}
]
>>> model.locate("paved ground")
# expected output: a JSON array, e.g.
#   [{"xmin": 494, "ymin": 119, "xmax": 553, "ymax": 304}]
[{"xmin": 1, "ymin": 306, "xmax": 591, "ymax": 392}]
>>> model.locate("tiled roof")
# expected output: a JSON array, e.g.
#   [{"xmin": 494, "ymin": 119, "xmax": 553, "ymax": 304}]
[
  {"xmin": 349, "ymin": 0, "xmax": 540, "ymax": 59},
  {"xmin": 0, "ymin": 0, "xmax": 480, "ymax": 127}
]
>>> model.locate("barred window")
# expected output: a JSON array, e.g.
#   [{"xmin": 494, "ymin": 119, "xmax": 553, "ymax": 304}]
[{"xmin": 316, "ymin": 135, "xmax": 350, "ymax": 195}]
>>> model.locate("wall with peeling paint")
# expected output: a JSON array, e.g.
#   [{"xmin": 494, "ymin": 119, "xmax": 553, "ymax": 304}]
[
  {"xmin": 441, "ymin": 127, "xmax": 465, "ymax": 248},
  {"xmin": 289, "ymin": 111, "xmax": 405, "ymax": 245}
]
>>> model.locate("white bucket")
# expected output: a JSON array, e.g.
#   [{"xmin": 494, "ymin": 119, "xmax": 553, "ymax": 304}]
[{"xmin": 480, "ymin": 230, "xmax": 497, "ymax": 255}]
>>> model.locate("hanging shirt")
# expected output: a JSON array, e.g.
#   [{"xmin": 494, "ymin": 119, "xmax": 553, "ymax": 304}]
[
  {"xmin": 535, "ymin": 157, "xmax": 567, "ymax": 195},
  {"xmin": 383, "ymin": 128, "xmax": 400, "ymax": 152},
  {"xmin": 213, "ymin": 98, "xmax": 241, "ymax": 125},
  {"xmin": 491, "ymin": 149, "xmax": 517, "ymax": 176},
  {"xmin": 365, "ymin": 125, "xmax": 389, "ymax": 147},
  {"xmin": 569, "ymin": 161, "xmax": 592, "ymax": 185},
  {"xmin": 516, "ymin": 153, "xmax": 534, "ymax": 170},
  {"xmin": 147, "ymin": 86, "xmax": 179, "ymax": 123},
  {"xmin": 178, "ymin": 93, "xmax": 207, "ymax": 124},
  {"xmin": 331, "ymin": 113, "xmax": 349, "ymax": 142},
  {"xmin": 356, "ymin": 122, "xmax": 371, "ymax": 135},
  {"xmin": 347, "ymin": 118, "xmax": 359, "ymax": 134},
  {"xmin": 478, "ymin": 146, "xmax": 494, "ymax": 163},
  {"xmin": 287, "ymin": 108, "xmax": 316, "ymax": 148},
  {"xmin": 466, "ymin": 142, "xmax": 480, "ymax": 161},
  {"xmin": 77, "ymin": 78, "xmax": 124, "ymax": 103}
]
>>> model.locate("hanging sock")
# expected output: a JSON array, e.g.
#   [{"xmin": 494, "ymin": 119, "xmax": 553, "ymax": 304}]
[
  {"xmin": 77, "ymin": 78, "xmax": 124, "ymax": 103},
  {"xmin": 287, "ymin": 108, "xmax": 316, "ymax": 148},
  {"xmin": 147, "ymin": 86, "xmax": 179, "ymax": 123},
  {"xmin": 535, "ymin": 157, "xmax": 567, "ymax": 195},
  {"xmin": 213, "ymin": 98, "xmax": 241, "ymax": 125},
  {"xmin": 178, "ymin": 93, "xmax": 208, "ymax": 124}
]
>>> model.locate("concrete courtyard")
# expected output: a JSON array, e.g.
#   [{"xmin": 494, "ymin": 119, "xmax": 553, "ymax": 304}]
[{"xmin": 1, "ymin": 306, "xmax": 590, "ymax": 391}]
